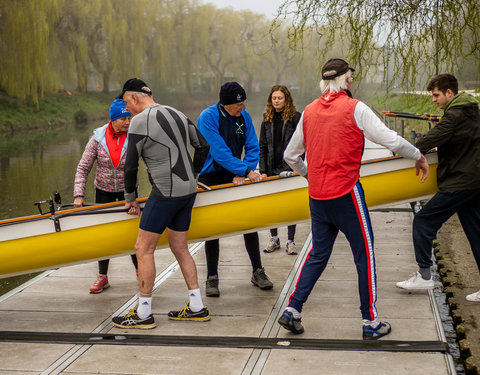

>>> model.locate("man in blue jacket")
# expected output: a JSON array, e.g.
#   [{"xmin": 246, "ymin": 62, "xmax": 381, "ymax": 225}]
[{"xmin": 197, "ymin": 81, "xmax": 273, "ymax": 297}]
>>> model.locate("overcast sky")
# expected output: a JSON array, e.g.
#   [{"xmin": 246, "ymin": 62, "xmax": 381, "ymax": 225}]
[{"xmin": 201, "ymin": 0, "xmax": 286, "ymax": 18}]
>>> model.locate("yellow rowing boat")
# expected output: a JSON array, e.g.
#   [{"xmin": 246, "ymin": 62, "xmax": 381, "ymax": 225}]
[{"xmin": 0, "ymin": 153, "xmax": 438, "ymax": 279}]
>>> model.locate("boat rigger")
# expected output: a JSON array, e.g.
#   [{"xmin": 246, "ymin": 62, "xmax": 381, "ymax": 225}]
[{"xmin": 0, "ymin": 153, "xmax": 438, "ymax": 279}]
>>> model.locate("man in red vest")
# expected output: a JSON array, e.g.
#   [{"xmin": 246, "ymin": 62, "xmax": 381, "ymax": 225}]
[{"xmin": 280, "ymin": 58, "xmax": 429, "ymax": 340}]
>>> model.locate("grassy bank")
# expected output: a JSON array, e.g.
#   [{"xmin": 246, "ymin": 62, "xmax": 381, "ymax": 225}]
[
  {"xmin": 369, "ymin": 91, "xmax": 441, "ymax": 141},
  {"xmin": 0, "ymin": 90, "xmax": 223, "ymax": 137},
  {"xmin": 0, "ymin": 88, "xmax": 442, "ymax": 139},
  {"xmin": 0, "ymin": 91, "xmax": 113, "ymax": 136}
]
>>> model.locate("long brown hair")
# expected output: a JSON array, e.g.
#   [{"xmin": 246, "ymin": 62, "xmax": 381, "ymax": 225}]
[{"xmin": 264, "ymin": 85, "xmax": 297, "ymax": 123}]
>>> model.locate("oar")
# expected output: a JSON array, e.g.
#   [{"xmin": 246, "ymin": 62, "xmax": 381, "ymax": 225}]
[{"xmin": 382, "ymin": 110, "xmax": 442, "ymax": 122}]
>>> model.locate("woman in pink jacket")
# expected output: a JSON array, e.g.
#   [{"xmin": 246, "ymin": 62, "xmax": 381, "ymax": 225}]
[{"xmin": 73, "ymin": 99, "xmax": 138, "ymax": 293}]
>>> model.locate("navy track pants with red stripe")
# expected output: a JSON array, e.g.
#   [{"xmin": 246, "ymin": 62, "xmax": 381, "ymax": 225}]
[{"xmin": 288, "ymin": 181, "xmax": 378, "ymax": 322}]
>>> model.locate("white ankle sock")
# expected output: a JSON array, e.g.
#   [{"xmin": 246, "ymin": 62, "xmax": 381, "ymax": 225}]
[
  {"xmin": 137, "ymin": 297, "xmax": 152, "ymax": 319},
  {"xmin": 285, "ymin": 306, "xmax": 301, "ymax": 319},
  {"xmin": 188, "ymin": 288, "xmax": 204, "ymax": 312},
  {"xmin": 362, "ymin": 319, "xmax": 379, "ymax": 328}
]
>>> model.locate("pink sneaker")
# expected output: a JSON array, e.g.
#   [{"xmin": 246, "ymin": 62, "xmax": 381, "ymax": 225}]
[{"xmin": 89, "ymin": 275, "xmax": 110, "ymax": 294}]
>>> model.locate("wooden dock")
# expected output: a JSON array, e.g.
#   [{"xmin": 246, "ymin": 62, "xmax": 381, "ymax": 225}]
[{"xmin": 0, "ymin": 204, "xmax": 455, "ymax": 374}]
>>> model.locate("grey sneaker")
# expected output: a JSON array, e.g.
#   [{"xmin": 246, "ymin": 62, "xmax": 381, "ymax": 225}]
[
  {"xmin": 206, "ymin": 275, "xmax": 219, "ymax": 297},
  {"xmin": 263, "ymin": 237, "xmax": 280, "ymax": 253},
  {"xmin": 363, "ymin": 321, "xmax": 391, "ymax": 340},
  {"xmin": 286, "ymin": 241, "xmax": 297, "ymax": 255},
  {"xmin": 278, "ymin": 310, "xmax": 304, "ymax": 334},
  {"xmin": 251, "ymin": 267, "xmax": 273, "ymax": 289}
]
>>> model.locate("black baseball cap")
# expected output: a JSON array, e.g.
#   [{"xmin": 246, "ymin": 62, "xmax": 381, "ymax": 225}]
[
  {"xmin": 321, "ymin": 58, "xmax": 355, "ymax": 80},
  {"xmin": 116, "ymin": 78, "xmax": 152, "ymax": 99}
]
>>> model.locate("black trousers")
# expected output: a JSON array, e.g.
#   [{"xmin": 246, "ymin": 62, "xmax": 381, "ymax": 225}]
[
  {"xmin": 270, "ymin": 225, "xmax": 296, "ymax": 241},
  {"xmin": 413, "ymin": 189, "xmax": 480, "ymax": 272},
  {"xmin": 199, "ymin": 171, "xmax": 263, "ymax": 277}
]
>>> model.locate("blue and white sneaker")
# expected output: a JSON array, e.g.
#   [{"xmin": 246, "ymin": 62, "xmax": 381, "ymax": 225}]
[
  {"xmin": 278, "ymin": 310, "xmax": 304, "ymax": 334},
  {"xmin": 362, "ymin": 321, "xmax": 391, "ymax": 340}
]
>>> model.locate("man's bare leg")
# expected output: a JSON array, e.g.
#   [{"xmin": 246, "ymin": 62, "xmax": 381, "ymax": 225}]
[
  {"xmin": 135, "ymin": 229, "xmax": 161, "ymax": 318},
  {"xmin": 111, "ymin": 228, "xmax": 159, "ymax": 329},
  {"xmin": 168, "ymin": 228, "xmax": 199, "ymax": 290},
  {"xmin": 167, "ymin": 228, "xmax": 206, "ymax": 314}
]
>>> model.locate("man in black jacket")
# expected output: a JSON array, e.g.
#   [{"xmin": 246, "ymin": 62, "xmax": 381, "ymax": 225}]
[{"xmin": 397, "ymin": 74, "xmax": 480, "ymax": 302}]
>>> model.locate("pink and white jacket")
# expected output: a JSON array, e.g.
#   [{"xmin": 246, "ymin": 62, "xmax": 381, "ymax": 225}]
[{"xmin": 73, "ymin": 123, "xmax": 128, "ymax": 198}]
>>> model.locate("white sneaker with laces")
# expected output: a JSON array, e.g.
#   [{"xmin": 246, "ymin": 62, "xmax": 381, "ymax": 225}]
[
  {"xmin": 466, "ymin": 289, "xmax": 480, "ymax": 302},
  {"xmin": 263, "ymin": 237, "xmax": 280, "ymax": 253},
  {"xmin": 396, "ymin": 271, "xmax": 434, "ymax": 290},
  {"xmin": 286, "ymin": 241, "xmax": 297, "ymax": 255}
]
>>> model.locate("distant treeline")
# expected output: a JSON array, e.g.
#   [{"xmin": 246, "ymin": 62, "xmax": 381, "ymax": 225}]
[{"xmin": 0, "ymin": 0, "xmax": 327, "ymax": 105}]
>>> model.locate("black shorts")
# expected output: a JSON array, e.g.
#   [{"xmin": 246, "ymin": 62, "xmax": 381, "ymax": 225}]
[{"xmin": 139, "ymin": 195, "xmax": 196, "ymax": 234}]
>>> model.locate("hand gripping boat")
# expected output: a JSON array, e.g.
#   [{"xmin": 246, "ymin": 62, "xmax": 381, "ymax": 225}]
[{"xmin": 0, "ymin": 153, "xmax": 438, "ymax": 279}]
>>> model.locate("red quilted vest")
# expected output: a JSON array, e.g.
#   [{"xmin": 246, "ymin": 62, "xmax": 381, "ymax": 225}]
[{"xmin": 303, "ymin": 91, "xmax": 363, "ymax": 199}]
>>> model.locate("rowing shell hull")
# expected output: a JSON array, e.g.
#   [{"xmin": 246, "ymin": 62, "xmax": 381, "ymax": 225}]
[{"xmin": 0, "ymin": 154, "xmax": 438, "ymax": 278}]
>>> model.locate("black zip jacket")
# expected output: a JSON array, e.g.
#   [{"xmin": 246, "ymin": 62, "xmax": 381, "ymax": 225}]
[{"xmin": 415, "ymin": 93, "xmax": 480, "ymax": 190}]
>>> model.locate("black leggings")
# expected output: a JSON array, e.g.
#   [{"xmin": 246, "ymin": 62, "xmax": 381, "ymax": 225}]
[
  {"xmin": 199, "ymin": 172, "xmax": 263, "ymax": 277},
  {"xmin": 270, "ymin": 225, "xmax": 296, "ymax": 241},
  {"xmin": 205, "ymin": 232, "xmax": 262, "ymax": 277},
  {"xmin": 95, "ymin": 188, "xmax": 138, "ymax": 274}
]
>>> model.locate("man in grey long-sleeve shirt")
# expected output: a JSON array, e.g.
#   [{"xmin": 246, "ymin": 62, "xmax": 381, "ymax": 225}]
[{"xmin": 112, "ymin": 78, "xmax": 211, "ymax": 329}]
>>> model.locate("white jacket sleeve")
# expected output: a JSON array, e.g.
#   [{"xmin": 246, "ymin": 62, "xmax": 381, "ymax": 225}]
[
  {"xmin": 354, "ymin": 101, "xmax": 421, "ymax": 160},
  {"xmin": 283, "ymin": 112, "xmax": 308, "ymax": 176}
]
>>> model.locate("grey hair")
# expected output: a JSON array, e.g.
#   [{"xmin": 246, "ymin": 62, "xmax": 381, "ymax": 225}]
[
  {"xmin": 319, "ymin": 70, "xmax": 353, "ymax": 94},
  {"xmin": 124, "ymin": 91, "xmax": 150, "ymax": 99}
]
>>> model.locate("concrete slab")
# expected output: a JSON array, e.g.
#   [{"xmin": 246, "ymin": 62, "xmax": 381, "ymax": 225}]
[
  {"xmin": 263, "ymin": 350, "xmax": 448, "ymax": 375},
  {"xmin": 62, "ymin": 345, "xmax": 252, "ymax": 375},
  {"xmin": 0, "ymin": 343, "xmax": 73, "ymax": 373},
  {"xmin": 0, "ymin": 311, "xmax": 106, "ymax": 332},
  {"xmin": 0, "ymin": 211, "xmax": 454, "ymax": 375}
]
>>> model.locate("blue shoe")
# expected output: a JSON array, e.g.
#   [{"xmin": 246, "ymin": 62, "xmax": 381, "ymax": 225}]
[
  {"xmin": 362, "ymin": 321, "xmax": 391, "ymax": 340},
  {"xmin": 278, "ymin": 310, "xmax": 304, "ymax": 334}
]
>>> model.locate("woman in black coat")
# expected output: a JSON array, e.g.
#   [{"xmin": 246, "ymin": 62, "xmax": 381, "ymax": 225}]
[{"xmin": 259, "ymin": 85, "xmax": 302, "ymax": 255}]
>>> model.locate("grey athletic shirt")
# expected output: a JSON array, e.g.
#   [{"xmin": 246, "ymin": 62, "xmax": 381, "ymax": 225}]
[{"xmin": 124, "ymin": 103, "xmax": 209, "ymax": 202}]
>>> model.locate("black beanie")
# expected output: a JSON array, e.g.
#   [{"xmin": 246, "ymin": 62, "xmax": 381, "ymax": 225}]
[{"xmin": 219, "ymin": 82, "xmax": 247, "ymax": 105}]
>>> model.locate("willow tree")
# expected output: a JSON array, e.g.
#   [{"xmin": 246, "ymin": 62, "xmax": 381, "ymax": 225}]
[
  {"xmin": 112, "ymin": 0, "xmax": 152, "ymax": 87},
  {"xmin": 86, "ymin": 0, "xmax": 150, "ymax": 93},
  {"xmin": 0, "ymin": 0, "xmax": 59, "ymax": 104},
  {"xmin": 86, "ymin": 0, "xmax": 116, "ymax": 93},
  {"xmin": 196, "ymin": 7, "xmax": 245, "ymax": 93},
  {"xmin": 53, "ymin": 0, "xmax": 93, "ymax": 93},
  {"xmin": 273, "ymin": 0, "xmax": 480, "ymax": 89}
]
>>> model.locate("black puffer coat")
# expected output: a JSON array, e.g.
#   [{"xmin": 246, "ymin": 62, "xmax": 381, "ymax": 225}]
[{"xmin": 259, "ymin": 111, "xmax": 302, "ymax": 176}]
